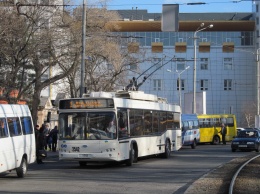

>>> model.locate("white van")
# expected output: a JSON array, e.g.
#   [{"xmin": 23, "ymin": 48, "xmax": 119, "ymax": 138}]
[{"xmin": 0, "ymin": 104, "xmax": 36, "ymax": 178}]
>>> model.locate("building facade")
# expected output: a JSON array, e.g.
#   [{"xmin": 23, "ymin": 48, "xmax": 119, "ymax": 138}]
[{"xmin": 112, "ymin": 9, "xmax": 256, "ymax": 126}]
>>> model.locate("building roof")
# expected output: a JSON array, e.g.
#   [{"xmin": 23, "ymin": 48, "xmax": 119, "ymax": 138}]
[
  {"xmin": 115, "ymin": 10, "xmax": 254, "ymax": 21},
  {"xmin": 39, "ymin": 96, "xmax": 53, "ymax": 110},
  {"xmin": 106, "ymin": 10, "xmax": 255, "ymax": 32}
]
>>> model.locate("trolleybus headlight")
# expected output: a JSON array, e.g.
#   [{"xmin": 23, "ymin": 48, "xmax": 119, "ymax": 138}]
[{"xmin": 247, "ymin": 142, "xmax": 254, "ymax": 144}]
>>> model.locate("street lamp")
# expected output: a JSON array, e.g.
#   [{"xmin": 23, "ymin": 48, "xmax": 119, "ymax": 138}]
[
  {"xmin": 193, "ymin": 23, "xmax": 213, "ymax": 113},
  {"xmin": 167, "ymin": 66, "xmax": 190, "ymax": 111}
]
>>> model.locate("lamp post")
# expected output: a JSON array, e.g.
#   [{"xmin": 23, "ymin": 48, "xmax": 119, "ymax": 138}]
[
  {"xmin": 80, "ymin": 0, "xmax": 87, "ymax": 97},
  {"xmin": 257, "ymin": 48, "xmax": 260, "ymax": 116},
  {"xmin": 193, "ymin": 23, "xmax": 213, "ymax": 113},
  {"xmin": 255, "ymin": 48, "xmax": 260, "ymax": 128},
  {"xmin": 167, "ymin": 66, "xmax": 190, "ymax": 111},
  {"xmin": 177, "ymin": 66, "xmax": 190, "ymax": 109}
]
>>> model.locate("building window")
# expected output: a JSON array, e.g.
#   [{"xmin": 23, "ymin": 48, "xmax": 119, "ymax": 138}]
[
  {"xmin": 153, "ymin": 79, "xmax": 162, "ymax": 91},
  {"xmin": 257, "ymin": 17, "xmax": 259, "ymax": 25},
  {"xmin": 257, "ymin": 4, "xmax": 259, "ymax": 12},
  {"xmin": 223, "ymin": 58, "xmax": 233, "ymax": 70},
  {"xmin": 153, "ymin": 57, "xmax": 162, "ymax": 68},
  {"xmin": 226, "ymin": 38, "xmax": 231, "ymax": 42},
  {"xmin": 153, "ymin": 57, "xmax": 162, "ymax": 63},
  {"xmin": 40, "ymin": 0, "xmax": 50, "ymax": 4},
  {"xmin": 176, "ymin": 58, "xmax": 185, "ymax": 70},
  {"xmin": 177, "ymin": 79, "xmax": 185, "ymax": 91},
  {"xmin": 201, "ymin": 38, "xmax": 207, "ymax": 42},
  {"xmin": 224, "ymin": 79, "xmax": 232, "ymax": 90},
  {"xmin": 129, "ymin": 64, "xmax": 137, "ymax": 71},
  {"xmin": 155, "ymin": 38, "xmax": 160, "ymax": 42},
  {"xmin": 178, "ymin": 38, "xmax": 183, "ymax": 42},
  {"xmin": 200, "ymin": 79, "xmax": 208, "ymax": 90},
  {"xmin": 107, "ymin": 64, "xmax": 113, "ymax": 70},
  {"xmin": 200, "ymin": 58, "xmax": 208, "ymax": 70},
  {"xmin": 131, "ymin": 38, "xmax": 136, "ymax": 42},
  {"xmin": 41, "ymin": 73, "xmax": 48, "ymax": 82}
]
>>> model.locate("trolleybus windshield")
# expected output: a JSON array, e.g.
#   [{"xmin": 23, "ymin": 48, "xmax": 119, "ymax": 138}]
[{"xmin": 59, "ymin": 112, "xmax": 117, "ymax": 140}]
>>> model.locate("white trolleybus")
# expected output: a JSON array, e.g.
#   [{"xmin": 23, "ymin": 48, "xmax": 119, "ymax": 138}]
[
  {"xmin": 0, "ymin": 104, "xmax": 35, "ymax": 177},
  {"xmin": 58, "ymin": 90, "xmax": 182, "ymax": 166}
]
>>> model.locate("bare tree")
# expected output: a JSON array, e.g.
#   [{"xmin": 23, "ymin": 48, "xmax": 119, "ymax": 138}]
[
  {"xmin": 0, "ymin": 5, "xmax": 81, "ymax": 124},
  {"xmin": 240, "ymin": 101, "xmax": 256, "ymax": 127},
  {"xmin": 54, "ymin": 7, "xmax": 142, "ymax": 96}
]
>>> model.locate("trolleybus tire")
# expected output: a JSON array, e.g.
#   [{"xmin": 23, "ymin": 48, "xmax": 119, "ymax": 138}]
[
  {"xmin": 16, "ymin": 157, "xmax": 27, "ymax": 178},
  {"xmin": 163, "ymin": 140, "xmax": 171, "ymax": 158},
  {"xmin": 256, "ymin": 145, "xmax": 260, "ymax": 152},
  {"xmin": 212, "ymin": 136, "xmax": 220, "ymax": 145},
  {"xmin": 79, "ymin": 161, "xmax": 87, "ymax": 167},
  {"xmin": 232, "ymin": 148, "xmax": 236, "ymax": 152},
  {"xmin": 191, "ymin": 139, "xmax": 197, "ymax": 149},
  {"xmin": 126, "ymin": 143, "xmax": 135, "ymax": 166}
]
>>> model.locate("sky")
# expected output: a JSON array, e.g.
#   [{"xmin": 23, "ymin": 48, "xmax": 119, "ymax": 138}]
[{"xmin": 73, "ymin": 0, "xmax": 253, "ymax": 13}]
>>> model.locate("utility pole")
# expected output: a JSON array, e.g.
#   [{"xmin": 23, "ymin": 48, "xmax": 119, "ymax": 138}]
[
  {"xmin": 193, "ymin": 23, "xmax": 213, "ymax": 113},
  {"xmin": 80, "ymin": 0, "xmax": 86, "ymax": 97}
]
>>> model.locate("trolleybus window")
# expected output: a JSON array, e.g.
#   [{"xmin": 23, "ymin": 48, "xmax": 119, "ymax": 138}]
[
  {"xmin": 159, "ymin": 111, "xmax": 167, "ymax": 133},
  {"xmin": 59, "ymin": 99, "xmax": 114, "ymax": 109},
  {"xmin": 59, "ymin": 112, "xmax": 117, "ymax": 140}
]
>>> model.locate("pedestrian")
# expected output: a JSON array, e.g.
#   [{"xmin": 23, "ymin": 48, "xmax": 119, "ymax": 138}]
[
  {"xmin": 220, "ymin": 123, "xmax": 227, "ymax": 145},
  {"xmin": 42, "ymin": 123, "xmax": 51, "ymax": 150},
  {"xmin": 35, "ymin": 124, "xmax": 45, "ymax": 164},
  {"xmin": 49, "ymin": 125, "xmax": 58, "ymax": 152}
]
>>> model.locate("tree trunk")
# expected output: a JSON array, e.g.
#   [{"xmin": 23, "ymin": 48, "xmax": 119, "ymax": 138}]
[{"xmin": 31, "ymin": 87, "xmax": 41, "ymax": 127}]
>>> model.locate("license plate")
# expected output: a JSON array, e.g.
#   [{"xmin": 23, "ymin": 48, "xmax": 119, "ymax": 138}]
[
  {"xmin": 72, "ymin": 147, "xmax": 80, "ymax": 152},
  {"xmin": 239, "ymin": 145, "xmax": 247, "ymax": 147},
  {"xmin": 79, "ymin": 154, "xmax": 92, "ymax": 158}
]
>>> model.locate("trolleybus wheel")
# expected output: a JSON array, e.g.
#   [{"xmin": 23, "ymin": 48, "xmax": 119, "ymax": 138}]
[
  {"xmin": 126, "ymin": 143, "xmax": 135, "ymax": 166},
  {"xmin": 16, "ymin": 157, "xmax": 27, "ymax": 178},
  {"xmin": 163, "ymin": 140, "xmax": 171, "ymax": 158},
  {"xmin": 232, "ymin": 148, "xmax": 236, "ymax": 152},
  {"xmin": 256, "ymin": 145, "xmax": 260, "ymax": 152},
  {"xmin": 191, "ymin": 139, "xmax": 197, "ymax": 149}
]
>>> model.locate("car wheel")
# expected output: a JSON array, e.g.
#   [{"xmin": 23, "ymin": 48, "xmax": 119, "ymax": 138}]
[{"xmin": 16, "ymin": 157, "xmax": 27, "ymax": 178}]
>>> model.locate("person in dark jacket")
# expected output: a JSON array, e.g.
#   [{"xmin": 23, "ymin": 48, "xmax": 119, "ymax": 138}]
[
  {"xmin": 220, "ymin": 123, "xmax": 227, "ymax": 145},
  {"xmin": 35, "ymin": 125, "xmax": 45, "ymax": 164},
  {"xmin": 49, "ymin": 126, "xmax": 58, "ymax": 152}
]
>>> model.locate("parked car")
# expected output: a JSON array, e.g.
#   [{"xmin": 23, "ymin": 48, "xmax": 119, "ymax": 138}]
[{"xmin": 231, "ymin": 129, "xmax": 260, "ymax": 152}]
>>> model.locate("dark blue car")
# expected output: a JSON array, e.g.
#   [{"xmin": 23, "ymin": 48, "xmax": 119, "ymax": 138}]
[{"xmin": 231, "ymin": 129, "xmax": 260, "ymax": 152}]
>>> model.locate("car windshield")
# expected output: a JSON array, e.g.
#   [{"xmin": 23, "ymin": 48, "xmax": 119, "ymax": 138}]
[
  {"xmin": 238, "ymin": 131, "xmax": 258, "ymax": 138},
  {"xmin": 59, "ymin": 112, "xmax": 117, "ymax": 140}
]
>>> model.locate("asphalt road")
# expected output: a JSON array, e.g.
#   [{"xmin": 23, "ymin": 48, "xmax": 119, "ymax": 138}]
[{"xmin": 0, "ymin": 143, "xmax": 253, "ymax": 194}]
